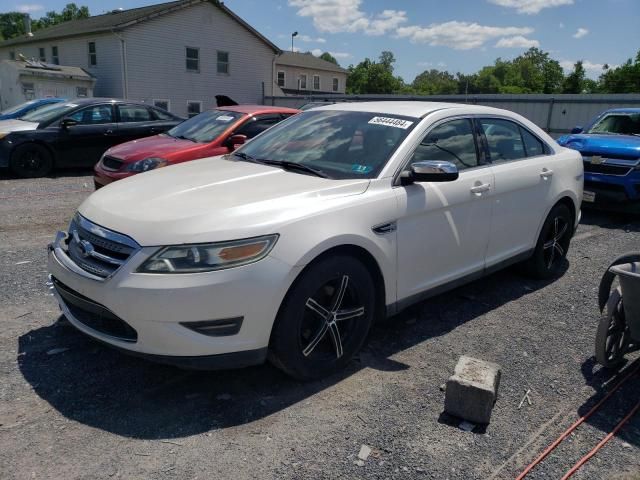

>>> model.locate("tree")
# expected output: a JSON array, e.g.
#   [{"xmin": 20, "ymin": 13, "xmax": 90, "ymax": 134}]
[
  {"xmin": 0, "ymin": 12, "xmax": 29, "ymax": 40},
  {"xmin": 346, "ymin": 51, "xmax": 404, "ymax": 94},
  {"xmin": 319, "ymin": 52, "xmax": 338, "ymax": 66},
  {"xmin": 563, "ymin": 60, "xmax": 586, "ymax": 93},
  {"xmin": 0, "ymin": 4, "xmax": 90, "ymax": 40},
  {"xmin": 412, "ymin": 69, "xmax": 458, "ymax": 94},
  {"xmin": 599, "ymin": 50, "xmax": 640, "ymax": 93}
]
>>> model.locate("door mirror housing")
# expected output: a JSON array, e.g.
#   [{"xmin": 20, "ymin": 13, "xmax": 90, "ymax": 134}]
[
  {"xmin": 60, "ymin": 118, "xmax": 78, "ymax": 129},
  {"xmin": 226, "ymin": 134, "xmax": 247, "ymax": 150},
  {"xmin": 400, "ymin": 161, "xmax": 459, "ymax": 186},
  {"xmin": 571, "ymin": 126, "xmax": 583, "ymax": 134}
]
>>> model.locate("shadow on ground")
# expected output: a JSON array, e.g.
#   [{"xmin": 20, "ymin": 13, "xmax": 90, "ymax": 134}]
[
  {"xmin": 580, "ymin": 208, "xmax": 640, "ymax": 232},
  {"xmin": 18, "ymin": 264, "xmax": 566, "ymax": 440},
  {"xmin": 0, "ymin": 167, "xmax": 93, "ymax": 181}
]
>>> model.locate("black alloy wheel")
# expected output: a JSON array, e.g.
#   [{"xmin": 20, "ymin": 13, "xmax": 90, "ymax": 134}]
[
  {"xmin": 523, "ymin": 203, "xmax": 572, "ymax": 279},
  {"xmin": 10, "ymin": 143, "xmax": 54, "ymax": 178},
  {"xmin": 269, "ymin": 255, "xmax": 375, "ymax": 380}
]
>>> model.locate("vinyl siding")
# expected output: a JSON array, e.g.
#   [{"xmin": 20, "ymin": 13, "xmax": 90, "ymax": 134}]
[
  {"xmin": 275, "ymin": 64, "xmax": 347, "ymax": 94},
  {"xmin": 123, "ymin": 2, "xmax": 276, "ymax": 117},
  {"xmin": 0, "ymin": 34, "xmax": 123, "ymax": 98}
]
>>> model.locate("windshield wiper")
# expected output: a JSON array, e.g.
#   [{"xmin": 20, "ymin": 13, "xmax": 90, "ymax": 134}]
[
  {"xmin": 174, "ymin": 134, "xmax": 196, "ymax": 142},
  {"xmin": 232, "ymin": 151, "xmax": 265, "ymax": 164},
  {"xmin": 260, "ymin": 159, "xmax": 329, "ymax": 178}
]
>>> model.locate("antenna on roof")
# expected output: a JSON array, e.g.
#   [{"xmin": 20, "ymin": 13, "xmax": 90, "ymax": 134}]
[{"xmin": 23, "ymin": 14, "xmax": 33, "ymax": 37}]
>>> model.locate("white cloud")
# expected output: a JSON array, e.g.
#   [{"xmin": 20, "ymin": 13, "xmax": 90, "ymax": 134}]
[
  {"xmin": 495, "ymin": 35, "xmax": 540, "ymax": 48},
  {"xmin": 396, "ymin": 21, "xmax": 534, "ymax": 50},
  {"xmin": 559, "ymin": 22, "xmax": 564, "ymax": 28},
  {"xmin": 309, "ymin": 49, "xmax": 351, "ymax": 59},
  {"xmin": 299, "ymin": 35, "xmax": 327, "ymax": 43},
  {"xmin": 560, "ymin": 59, "xmax": 611, "ymax": 73},
  {"xmin": 15, "ymin": 3, "xmax": 44, "ymax": 13},
  {"xmin": 573, "ymin": 27, "xmax": 588, "ymax": 39},
  {"xmin": 487, "ymin": 0, "xmax": 573, "ymax": 14},
  {"xmin": 417, "ymin": 61, "xmax": 447, "ymax": 68},
  {"xmin": 288, "ymin": 0, "xmax": 407, "ymax": 35}
]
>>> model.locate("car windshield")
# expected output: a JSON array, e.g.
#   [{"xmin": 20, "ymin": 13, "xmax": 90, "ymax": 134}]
[
  {"xmin": 588, "ymin": 113, "xmax": 640, "ymax": 136},
  {"xmin": 0, "ymin": 100, "xmax": 38, "ymax": 115},
  {"xmin": 234, "ymin": 110, "xmax": 417, "ymax": 179},
  {"xmin": 166, "ymin": 110, "xmax": 244, "ymax": 143},
  {"xmin": 19, "ymin": 102, "xmax": 80, "ymax": 123}
]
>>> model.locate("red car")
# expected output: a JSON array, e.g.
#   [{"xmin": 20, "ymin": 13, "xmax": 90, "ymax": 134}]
[{"xmin": 93, "ymin": 105, "xmax": 299, "ymax": 188}]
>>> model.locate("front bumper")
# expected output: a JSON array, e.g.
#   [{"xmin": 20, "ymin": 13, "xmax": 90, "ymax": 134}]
[
  {"xmin": 47, "ymin": 230, "xmax": 302, "ymax": 364},
  {"xmin": 584, "ymin": 170, "xmax": 640, "ymax": 210},
  {"xmin": 93, "ymin": 162, "xmax": 135, "ymax": 189}
]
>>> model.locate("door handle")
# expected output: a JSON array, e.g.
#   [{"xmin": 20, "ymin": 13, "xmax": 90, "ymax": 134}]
[
  {"xmin": 470, "ymin": 183, "xmax": 491, "ymax": 194},
  {"xmin": 104, "ymin": 129, "xmax": 113, "ymax": 135},
  {"xmin": 540, "ymin": 168, "xmax": 554, "ymax": 179}
]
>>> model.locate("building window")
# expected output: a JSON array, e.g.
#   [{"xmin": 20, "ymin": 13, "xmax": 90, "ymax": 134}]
[
  {"xmin": 22, "ymin": 82, "xmax": 35, "ymax": 100},
  {"xmin": 51, "ymin": 46, "xmax": 59, "ymax": 65},
  {"xmin": 187, "ymin": 101, "xmax": 202, "ymax": 118},
  {"xmin": 217, "ymin": 51, "xmax": 229, "ymax": 74},
  {"xmin": 332, "ymin": 77, "xmax": 339, "ymax": 92},
  {"xmin": 88, "ymin": 41, "xmax": 97, "ymax": 66},
  {"xmin": 299, "ymin": 74, "xmax": 307, "ymax": 90},
  {"xmin": 76, "ymin": 86, "xmax": 88, "ymax": 97},
  {"xmin": 9, "ymin": 51, "xmax": 15, "ymax": 60},
  {"xmin": 277, "ymin": 71, "xmax": 285, "ymax": 87},
  {"xmin": 313, "ymin": 75, "xmax": 320, "ymax": 90},
  {"xmin": 153, "ymin": 99, "xmax": 170, "ymax": 112},
  {"xmin": 186, "ymin": 47, "xmax": 199, "ymax": 72},
  {"xmin": 38, "ymin": 47, "xmax": 46, "ymax": 62}
]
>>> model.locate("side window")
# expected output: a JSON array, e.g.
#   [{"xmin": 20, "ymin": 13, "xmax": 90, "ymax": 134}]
[
  {"xmin": 118, "ymin": 105, "xmax": 153, "ymax": 123},
  {"xmin": 68, "ymin": 105, "xmax": 114, "ymax": 125},
  {"xmin": 410, "ymin": 118, "xmax": 478, "ymax": 171},
  {"xmin": 479, "ymin": 118, "xmax": 525, "ymax": 162},
  {"xmin": 520, "ymin": 127, "xmax": 546, "ymax": 157},
  {"xmin": 236, "ymin": 115, "xmax": 282, "ymax": 139},
  {"xmin": 151, "ymin": 107, "xmax": 175, "ymax": 120}
]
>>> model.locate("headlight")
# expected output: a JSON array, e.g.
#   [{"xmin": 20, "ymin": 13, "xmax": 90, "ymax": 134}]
[
  {"xmin": 136, "ymin": 235, "xmax": 279, "ymax": 273},
  {"xmin": 125, "ymin": 157, "xmax": 168, "ymax": 172}
]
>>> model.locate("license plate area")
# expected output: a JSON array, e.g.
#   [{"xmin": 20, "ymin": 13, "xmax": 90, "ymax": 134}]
[{"xmin": 583, "ymin": 190, "xmax": 596, "ymax": 203}]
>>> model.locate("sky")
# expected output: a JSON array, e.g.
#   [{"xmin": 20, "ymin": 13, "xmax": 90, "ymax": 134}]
[{"xmin": 9, "ymin": 0, "xmax": 640, "ymax": 81}]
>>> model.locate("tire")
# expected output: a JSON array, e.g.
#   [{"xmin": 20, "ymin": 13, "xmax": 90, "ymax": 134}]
[
  {"xmin": 268, "ymin": 255, "xmax": 376, "ymax": 381},
  {"xmin": 522, "ymin": 203, "xmax": 573, "ymax": 279},
  {"xmin": 595, "ymin": 287, "xmax": 630, "ymax": 368},
  {"xmin": 10, "ymin": 143, "xmax": 53, "ymax": 178}
]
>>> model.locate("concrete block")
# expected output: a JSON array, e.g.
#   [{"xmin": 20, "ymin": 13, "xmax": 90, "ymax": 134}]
[{"xmin": 444, "ymin": 355, "xmax": 501, "ymax": 424}]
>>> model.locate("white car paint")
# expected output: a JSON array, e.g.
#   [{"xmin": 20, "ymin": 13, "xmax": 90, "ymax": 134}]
[
  {"xmin": 47, "ymin": 101, "xmax": 583, "ymax": 368},
  {"xmin": 0, "ymin": 119, "xmax": 39, "ymax": 133}
]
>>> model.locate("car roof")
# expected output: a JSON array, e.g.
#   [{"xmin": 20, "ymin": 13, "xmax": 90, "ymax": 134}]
[
  {"xmin": 604, "ymin": 108, "xmax": 640, "ymax": 114},
  {"xmin": 217, "ymin": 104, "xmax": 300, "ymax": 114},
  {"xmin": 314, "ymin": 101, "xmax": 511, "ymax": 118},
  {"xmin": 61, "ymin": 97, "xmax": 155, "ymax": 106}
]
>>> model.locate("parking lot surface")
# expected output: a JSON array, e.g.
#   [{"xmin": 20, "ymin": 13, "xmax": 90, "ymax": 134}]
[{"xmin": 1, "ymin": 173, "xmax": 639, "ymax": 479}]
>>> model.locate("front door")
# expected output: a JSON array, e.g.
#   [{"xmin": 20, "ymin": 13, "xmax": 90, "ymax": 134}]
[
  {"xmin": 395, "ymin": 117, "xmax": 494, "ymax": 301},
  {"xmin": 54, "ymin": 104, "xmax": 118, "ymax": 167}
]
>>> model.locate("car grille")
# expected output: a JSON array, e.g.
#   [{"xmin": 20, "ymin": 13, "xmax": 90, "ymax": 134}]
[
  {"xmin": 66, "ymin": 214, "xmax": 139, "ymax": 279},
  {"xmin": 102, "ymin": 155, "xmax": 124, "ymax": 171},
  {"xmin": 583, "ymin": 162, "xmax": 633, "ymax": 176},
  {"xmin": 52, "ymin": 276, "xmax": 138, "ymax": 342}
]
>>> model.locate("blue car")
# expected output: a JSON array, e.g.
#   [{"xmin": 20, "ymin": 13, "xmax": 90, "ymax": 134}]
[
  {"xmin": 0, "ymin": 98, "xmax": 66, "ymax": 120},
  {"xmin": 557, "ymin": 108, "xmax": 640, "ymax": 211}
]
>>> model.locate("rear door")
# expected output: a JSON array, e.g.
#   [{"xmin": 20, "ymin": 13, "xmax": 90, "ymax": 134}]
[
  {"xmin": 53, "ymin": 103, "xmax": 118, "ymax": 167},
  {"xmin": 115, "ymin": 104, "xmax": 162, "ymax": 144},
  {"xmin": 478, "ymin": 117, "xmax": 559, "ymax": 266}
]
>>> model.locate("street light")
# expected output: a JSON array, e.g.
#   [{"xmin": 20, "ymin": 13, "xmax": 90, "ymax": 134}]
[{"xmin": 291, "ymin": 31, "xmax": 298, "ymax": 53}]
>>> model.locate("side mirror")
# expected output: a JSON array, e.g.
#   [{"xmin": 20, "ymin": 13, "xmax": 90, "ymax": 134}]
[
  {"xmin": 571, "ymin": 126, "xmax": 583, "ymax": 134},
  {"xmin": 226, "ymin": 134, "xmax": 247, "ymax": 150},
  {"xmin": 400, "ymin": 161, "xmax": 459, "ymax": 186},
  {"xmin": 61, "ymin": 118, "xmax": 78, "ymax": 129}
]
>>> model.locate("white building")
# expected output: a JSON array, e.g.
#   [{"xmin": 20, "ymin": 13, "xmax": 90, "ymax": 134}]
[
  {"xmin": 275, "ymin": 52, "xmax": 348, "ymax": 95},
  {"xmin": 0, "ymin": 0, "xmax": 281, "ymax": 117},
  {"xmin": 0, "ymin": 59, "xmax": 95, "ymax": 109}
]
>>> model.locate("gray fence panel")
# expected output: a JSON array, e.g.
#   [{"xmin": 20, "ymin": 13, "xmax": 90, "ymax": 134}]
[{"xmin": 264, "ymin": 93, "xmax": 640, "ymax": 137}]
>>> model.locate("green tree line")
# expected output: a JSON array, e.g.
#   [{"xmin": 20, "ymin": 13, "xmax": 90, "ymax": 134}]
[
  {"xmin": 0, "ymin": 4, "xmax": 89, "ymax": 41},
  {"xmin": 346, "ymin": 48, "xmax": 640, "ymax": 95}
]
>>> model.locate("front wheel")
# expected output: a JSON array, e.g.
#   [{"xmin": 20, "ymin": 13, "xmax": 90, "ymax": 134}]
[
  {"xmin": 10, "ymin": 143, "xmax": 53, "ymax": 178},
  {"xmin": 269, "ymin": 255, "xmax": 376, "ymax": 381},
  {"xmin": 522, "ymin": 203, "xmax": 573, "ymax": 279}
]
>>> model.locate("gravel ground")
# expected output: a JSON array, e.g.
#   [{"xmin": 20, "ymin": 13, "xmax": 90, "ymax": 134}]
[{"xmin": 1, "ymin": 172, "xmax": 639, "ymax": 480}]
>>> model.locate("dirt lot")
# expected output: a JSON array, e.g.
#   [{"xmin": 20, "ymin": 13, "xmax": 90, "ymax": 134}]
[{"xmin": 1, "ymin": 172, "xmax": 639, "ymax": 480}]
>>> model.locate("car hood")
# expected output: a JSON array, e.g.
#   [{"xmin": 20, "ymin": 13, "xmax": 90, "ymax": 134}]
[
  {"xmin": 106, "ymin": 134, "xmax": 203, "ymax": 162},
  {"xmin": 557, "ymin": 133, "xmax": 640, "ymax": 158},
  {"xmin": 0, "ymin": 119, "xmax": 39, "ymax": 133},
  {"xmin": 79, "ymin": 156, "xmax": 370, "ymax": 246}
]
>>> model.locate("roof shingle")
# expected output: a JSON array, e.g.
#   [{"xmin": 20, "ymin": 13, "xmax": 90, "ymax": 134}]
[{"xmin": 277, "ymin": 51, "xmax": 348, "ymax": 74}]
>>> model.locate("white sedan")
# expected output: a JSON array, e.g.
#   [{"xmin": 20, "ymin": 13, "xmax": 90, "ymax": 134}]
[{"xmin": 48, "ymin": 102, "xmax": 583, "ymax": 380}]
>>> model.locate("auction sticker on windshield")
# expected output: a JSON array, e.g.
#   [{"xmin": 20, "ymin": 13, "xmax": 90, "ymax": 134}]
[
  {"xmin": 216, "ymin": 115, "xmax": 235, "ymax": 122},
  {"xmin": 368, "ymin": 117, "xmax": 414, "ymax": 129}
]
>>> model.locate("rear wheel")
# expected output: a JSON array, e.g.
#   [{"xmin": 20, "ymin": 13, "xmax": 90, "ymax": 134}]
[
  {"xmin": 522, "ymin": 203, "xmax": 572, "ymax": 279},
  {"xmin": 10, "ymin": 143, "xmax": 53, "ymax": 178},
  {"xmin": 269, "ymin": 255, "xmax": 375, "ymax": 381},
  {"xmin": 595, "ymin": 287, "xmax": 630, "ymax": 368}
]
